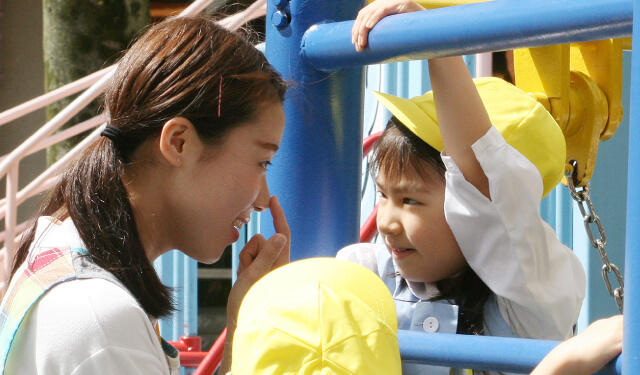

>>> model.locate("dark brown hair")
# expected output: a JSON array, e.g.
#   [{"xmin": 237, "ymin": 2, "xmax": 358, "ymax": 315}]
[
  {"xmin": 373, "ymin": 117, "xmax": 491, "ymax": 335},
  {"xmin": 11, "ymin": 16, "xmax": 287, "ymax": 318}
]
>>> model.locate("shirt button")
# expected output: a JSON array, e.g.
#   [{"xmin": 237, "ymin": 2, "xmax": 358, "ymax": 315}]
[{"xmin": 423, "ymin": 316, "xmax": 439, "ymax": 333}]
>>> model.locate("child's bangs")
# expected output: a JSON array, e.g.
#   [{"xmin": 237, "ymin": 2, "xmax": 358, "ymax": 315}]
[{"xmin": 371, "ymin": 118, "xmax": 445, "ymax": 183}]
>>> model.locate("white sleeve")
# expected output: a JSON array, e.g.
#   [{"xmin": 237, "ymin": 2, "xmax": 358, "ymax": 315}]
[
  {"xmin": 7, "ymin": 279, "xmax": 170, "ymax": 375},
  {"xmin": 336, "ymin": 243, "xmax": 379, "ymax": 274},
  {"xmin": 443, "ymin": 126, "xmax": 586, "ymax": 340}
]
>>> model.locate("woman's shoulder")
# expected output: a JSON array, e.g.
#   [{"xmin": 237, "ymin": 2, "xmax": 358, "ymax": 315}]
[
  {"xmin": 32, "ymin": 278, "xmax": 155, "ymax": 342},
  {"xmin": 9, "ymin": 278, "xmax": 165, "ymax": 373}
]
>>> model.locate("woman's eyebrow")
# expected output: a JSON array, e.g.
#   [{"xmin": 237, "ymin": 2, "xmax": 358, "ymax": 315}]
[{"xmin": 254, "ymin": 140, "xmax": 279, "ymax": 151}]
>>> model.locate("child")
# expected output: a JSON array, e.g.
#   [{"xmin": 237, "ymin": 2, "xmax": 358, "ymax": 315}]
[
  {"xmin": 338, "ymin": 1, "xmax": 586, "ymax": 374},
  {"xmin": 231, "ymin": 258, "xmax": 402, "ymax": 374},
  {"xmin": 230, "ymin": 259, "xmax": 618, "ymax": 375}
]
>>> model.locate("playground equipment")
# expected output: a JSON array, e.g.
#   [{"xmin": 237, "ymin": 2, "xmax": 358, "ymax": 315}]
[{"xmin": 0, "ymin": 0, "xmax": 637, "ymax": 373}]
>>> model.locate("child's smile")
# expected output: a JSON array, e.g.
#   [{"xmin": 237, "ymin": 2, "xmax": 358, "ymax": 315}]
[{"xmin": 376, "ymin": 168, "xmax": 467, "ymax": 283}]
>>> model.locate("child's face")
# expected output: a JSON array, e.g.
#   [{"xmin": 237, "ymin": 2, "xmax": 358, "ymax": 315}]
[{"xmin": 376, "ymin": 167, "xmax": 467, "ymax": 283}]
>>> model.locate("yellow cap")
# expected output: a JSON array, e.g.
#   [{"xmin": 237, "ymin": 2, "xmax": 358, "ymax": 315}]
[
  {"xmin": 231, "ymin": 258, "xmax": 401, "ymax": 375},
  {"xmin": 373, "ymin": 77, "xmax": 566, "ymax": 198}
]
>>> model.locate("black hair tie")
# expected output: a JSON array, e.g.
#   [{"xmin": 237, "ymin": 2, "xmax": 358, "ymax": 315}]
[{"xmin": 101, "ymin": 125, "xmax": 122, "ymax": 142}]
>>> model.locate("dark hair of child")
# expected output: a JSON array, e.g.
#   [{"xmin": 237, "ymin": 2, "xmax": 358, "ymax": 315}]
[{"xmin": 372, "ymin": 116, "xmax": 492, "ymax": 335}]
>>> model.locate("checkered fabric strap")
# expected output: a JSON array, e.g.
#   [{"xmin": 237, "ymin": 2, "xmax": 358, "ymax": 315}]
[{"xmin": 0, "ymin": 247, "xmax": 83, "ymax": 374}]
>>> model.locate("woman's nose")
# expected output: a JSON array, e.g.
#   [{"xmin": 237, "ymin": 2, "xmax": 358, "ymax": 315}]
[
  {"xmin": 253, "ymin": 175, "xmax": 271, "ymax": 212},
  {"xmin": 376, "ymin": 204, "xmax": 402, "ymax": 236}
]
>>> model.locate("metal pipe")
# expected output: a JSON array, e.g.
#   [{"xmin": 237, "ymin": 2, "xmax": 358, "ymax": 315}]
[
  {"xmin": 4, "ymin": 166, "xmax": 18, "ymax": 276},
  {"xmin": 302, "ymin": 0, "xmax": 632, "ymax": 71},
  {"xmin": 0, "ymin": 67, "xmax": 113, "ymax": 128},
  {"xmin": 398, "ymin": 331, "xmax": 621, "ymax": 374},
  {"xmin": 0, "ymin": 115, "xmax": 105, "ymax": 165},
  {"xmin": 0, "ymin": 126, "xmax": 103, "ymax": 222},
  {"xmin": 623, "ymin": 1, "xmax": 640, "ymax": 372},
  {"xmin": 262, "ymin": 0, "xmax": 365, "ymax": 259},
  {"xmin": 0, "ymin": 220, "xmax": 29, "ymax": 243},
  {"xmin": 0, "ymin": 73, "xmax": 111, "ymax": 178}
]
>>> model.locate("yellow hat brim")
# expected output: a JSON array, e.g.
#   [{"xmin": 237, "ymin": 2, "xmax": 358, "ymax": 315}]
[{"xmin": 372, "ymin": 77, "xmax": 566, "ymax": 198}]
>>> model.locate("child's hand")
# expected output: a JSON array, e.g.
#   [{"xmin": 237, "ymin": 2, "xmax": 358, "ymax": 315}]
[
  {"xmin": 352, "ymin": 0, "xmax": 425, "ymax": 51},
  {"xmin": 532, "ymin": 315, "xmax": 623, "ymax": 375}
]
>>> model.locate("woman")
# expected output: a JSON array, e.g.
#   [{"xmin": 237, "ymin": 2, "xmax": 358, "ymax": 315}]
[{"xmin": 0, "ymin": 16, "xmax": 289, "ymax": 375}]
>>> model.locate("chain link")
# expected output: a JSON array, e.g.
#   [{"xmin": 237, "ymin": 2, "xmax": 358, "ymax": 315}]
[{"xmin": 565, "ymin": 161, "xmax": 624, "ymax": 313}]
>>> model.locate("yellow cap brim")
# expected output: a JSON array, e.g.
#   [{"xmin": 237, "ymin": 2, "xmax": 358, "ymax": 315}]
[
  {"xmin": 372, "ymin": 77, "xmax": 566, "ymax": 198},
  {"xmin": 372, "ymin": 90, "xmax": 444, "ymax": 151}
]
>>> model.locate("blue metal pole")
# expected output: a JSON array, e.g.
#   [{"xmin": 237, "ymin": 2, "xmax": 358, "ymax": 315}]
[
  {"xmin": 301, "ymin": 0, "xmax": 632, "ymax": 71},
  {"xmin": 623, "ymin": 0, "xmax": 640, "ymax": 372},
  {"xmin": 172, "ymin": 251, "xmax": 184, "ymax": 341},
  {"xmin": 398, "ymin": 331, "xmax": 621, "ymax": 374},
  {"xmin": 183, "ymin": 257, "xmax": 198, "ymax": 337},
  {"xmin": 262, "ymin": 0, "xmax": 364, "ymax": 259}
]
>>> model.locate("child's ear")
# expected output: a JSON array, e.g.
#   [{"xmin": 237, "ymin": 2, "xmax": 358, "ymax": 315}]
[{"xmin": 158, "ymin": 116, "xmax": 204, "ymax": 167}]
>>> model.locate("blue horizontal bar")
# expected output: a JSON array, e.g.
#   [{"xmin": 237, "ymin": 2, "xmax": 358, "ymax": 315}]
[
  {"xmin": 398, "ymin": 331, "xmax": 621, "ymax": 374},
  {"xmin": 301, "ymin": 0, "xmax": 632, "ymax": 71}
]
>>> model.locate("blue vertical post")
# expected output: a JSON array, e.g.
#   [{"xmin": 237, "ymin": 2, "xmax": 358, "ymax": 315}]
[
  {"xmin": 183, "ymin": 257, "xmax": 198, "ymax": 337},
  {"xmin": 624, "ymin": 0, "xmax": 640, "ymax": 372},
  {"xmin": 172, "ymin": 251, "xmax": 184, "ymax": 341},
  {"xmin": 262, "ymin": 0, "xmax": 365, "ymax": 259}
]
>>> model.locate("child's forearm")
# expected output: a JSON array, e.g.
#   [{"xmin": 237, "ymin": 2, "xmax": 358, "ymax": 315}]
[{"xmin": 428, "ymin": 56, "xmax": 491, "ymax": 198}]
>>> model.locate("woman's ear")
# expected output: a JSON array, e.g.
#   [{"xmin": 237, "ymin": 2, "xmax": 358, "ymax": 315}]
[{"xmin": 158, "ymin": 117, "xmax": 203, "ymax": 167}]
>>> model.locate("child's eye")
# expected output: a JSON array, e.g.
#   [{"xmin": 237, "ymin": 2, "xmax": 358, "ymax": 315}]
[
  {"xmin": 260, "ymin": 161, "xmax": 272, "ymax": 170},
  {"xmin": 403, "ymin": 198, "xmax": 420, "ymax": 205}
]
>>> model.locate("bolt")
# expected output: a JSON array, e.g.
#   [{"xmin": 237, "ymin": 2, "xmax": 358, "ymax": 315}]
[{"xmin": 271, "ymin": 10, "xmax": 290, "ymax": 29}]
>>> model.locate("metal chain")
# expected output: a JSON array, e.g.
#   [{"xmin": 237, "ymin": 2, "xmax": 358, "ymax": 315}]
[{"xmin": 565, "ymin": 161, "xmax": 624, "ymax": 313}]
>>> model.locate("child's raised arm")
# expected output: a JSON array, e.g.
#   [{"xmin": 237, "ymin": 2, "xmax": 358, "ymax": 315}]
[
  {"xmin": 352, "ymin": 0, "xmax": 492, "ymax": 198},
  {"xmin": 428, "ymin": 57, "xmax": 491, "ymax": 198}
]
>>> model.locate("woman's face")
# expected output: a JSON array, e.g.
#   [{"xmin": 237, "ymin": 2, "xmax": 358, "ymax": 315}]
[{"xmin": 170, "ymin": 101, "xmax": 285, "ymax": 263}]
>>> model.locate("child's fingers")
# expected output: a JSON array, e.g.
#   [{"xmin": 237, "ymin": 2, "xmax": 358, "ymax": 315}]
[
  {"xmin": 358, "ymin": 8, "xmax": 388, "ymax": 49},
  {"xmin": 352, "ymin": 9, "xmax": 369, "ymax": 49}
]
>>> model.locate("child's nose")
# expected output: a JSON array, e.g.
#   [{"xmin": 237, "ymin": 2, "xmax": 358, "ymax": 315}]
[{"xmin": 377, "ymin": 207, "xmax": 402, "ymax": 236}]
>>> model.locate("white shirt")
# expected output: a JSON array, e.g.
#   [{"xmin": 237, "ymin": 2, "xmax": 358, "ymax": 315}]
[{"xmin": 4, "ymin": 217, "xmax": 174, "ymax": 375}]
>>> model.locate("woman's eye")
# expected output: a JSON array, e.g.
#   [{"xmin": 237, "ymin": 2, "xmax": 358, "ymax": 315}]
[
  {"xmin": 376, "ymin": 191, "xmax": 387, "ymax": 199},
  {"xmin": 260, "ymin": 161, "xmax": 272, "ymax": 170}
]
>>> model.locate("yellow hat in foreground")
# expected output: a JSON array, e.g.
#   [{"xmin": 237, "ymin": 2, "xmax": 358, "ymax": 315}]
[
  {"xmin": 231, "ymin": 258, "xmax": 401, "ymax": 375},
  {"xmin": 373, "ymin": 77, "xmax": 566, "ymax": 198}
]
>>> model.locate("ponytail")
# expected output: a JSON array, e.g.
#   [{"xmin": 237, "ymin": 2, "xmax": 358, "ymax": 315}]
[{"xmin": 12, "ymin": 138, "xmax": 173, "ymax": 317}]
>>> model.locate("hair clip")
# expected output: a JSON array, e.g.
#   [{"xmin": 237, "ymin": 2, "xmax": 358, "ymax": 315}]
[{"xmin": 218, "ymin": 76, "xmax": 223, "ymax": 118}]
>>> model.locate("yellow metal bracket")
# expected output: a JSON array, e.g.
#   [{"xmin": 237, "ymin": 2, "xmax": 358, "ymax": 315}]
[{"xmin": 514, "ymin": 39, "xmax": 625, "ymax": 186}]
